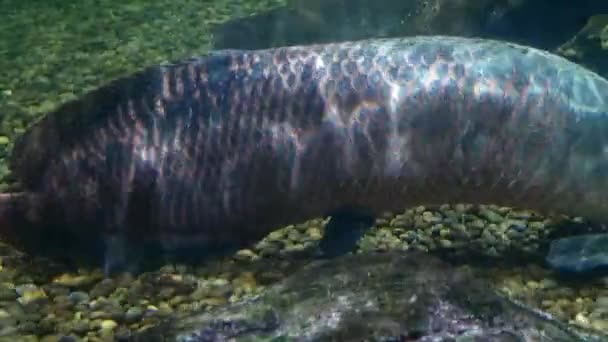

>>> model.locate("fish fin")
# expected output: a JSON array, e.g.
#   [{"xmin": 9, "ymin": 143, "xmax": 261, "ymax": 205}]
[
  {"xmin": 100, "ymin": 147, "xmax": 160, "ymax": 275},
  {"xmin": 317, "ymin": 207, "xmax": 375, "ymax": 258}
]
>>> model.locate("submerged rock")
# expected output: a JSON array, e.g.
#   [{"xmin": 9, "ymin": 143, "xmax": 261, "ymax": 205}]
[
  {"xmin": 136, "ymin": 252, "xmax": 605, "ymax": 341},
  {"xmin": 211, "ymin": 0, "xmax": 608, "ymax": 51},
  {"xmin": 546, "ymin": 233, "xmax": 608, "ymax": 275}
]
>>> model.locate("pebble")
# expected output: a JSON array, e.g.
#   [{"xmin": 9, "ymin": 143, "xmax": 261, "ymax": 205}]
[
  {"xmin": 15, "ymin": 284, "xmax": 48, "ymax": 308},
  {"xmin": 0, "ymin": 309, "xmax": 15, "ymax": 330},
  {"xmin": 70, "ymin": 320, "xmax": 90, "ymax": 334},
  {"xmin": 306, "ymin": 227, "xmax": 323, "ymax": 240},
  {"xmin": 267, "ymin": 230, "xmax": 285, "ymax": 241},
  {"xmin": 575, "ymin": 312, "xmax": 591, "ymax": 327},
  {"xmin": 594, "ymin": 296, "xmax": 608, "ymax": 310},
  {"xmin": 89, "ymin": 279, "xmax": 116, "ymax": 298},
  {"xmin": 52, "ymin": 273, "xmax": 99, "ymax": 288},
  {"xmin": 99, "ymin": 319, "xmax": 117, "ymax": 331},
  {"xmin": 438, "ymin": 239, "xmax": 453, "ymax": 248},
  {"xmin": 68, "ymin": 291, "xmax": 89, "ymax": 304},
  {"xmin": 41, "ymin": 335, "xmax": 61, "ymax": 342},
  {"xmin": 125, "ymin": 307, "xmax": 144, "ymax": 322},
  {"xmin": 479, "ymin": 207, "xmax": 503, "ymax": 223},
  {"xmin": 234, "ymin": 249, "xmax": 258, "ymax": 261},
  {"xmin": 0, "ymin": 284, "xmax": 15, "ymax": 301},
  {"xmin": 539, "ymin": 278, "xmax": 558, "ymax": 290}
]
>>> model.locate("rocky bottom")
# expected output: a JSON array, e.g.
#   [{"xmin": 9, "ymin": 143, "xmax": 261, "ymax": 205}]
[{"xmin": 0, "ymin": 204, "xmax": 605, "ymax": 341}]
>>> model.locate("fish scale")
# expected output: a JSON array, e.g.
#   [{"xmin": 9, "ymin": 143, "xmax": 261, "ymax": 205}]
[{"xmin": 5, "ymin": 36, "xmax": 608, "ymax": 270}]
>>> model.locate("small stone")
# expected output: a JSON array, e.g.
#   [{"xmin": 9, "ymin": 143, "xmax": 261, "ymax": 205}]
[
  {"xmin": 41, "ymin": 335, "xmax": 62, "ymax": 342},
  {"xmin": 19, "ymin": 335, "xmax": 38, "ymax": 342},
  {"xmin": 479, "ymin": 246, "xmax": 496, "ymax": 257},
  {"xmin": 234, "ymin": 249, "xmax": 258, "ymax": 261},
  {"xmin": 158, "ymin": 287, "xmax": 175, "ymax": 300},
  {"xmin": 306, "ymin": 227, "xmax": 323, "ymax": 240},
  {"xmin": 52, "ymin": 273, "xmax": 98, "ymax": 288},
  {"xmin": 0, "ymin": 137, "xmax": 8, "ymax": 145},
  {"xmin": 283, "ymin": 242, "xmax": 307, "ymax": 253},
  {"xmin": 594, "ymin": 296, "xmax": 608, "ymax": 309},
  {"xmin": 591, "ymin": 319, "xmax": 608, "ymax": 332},
  {"xmin": 90, "ymin": 279, "xmax": 116, "ymax": 298},
  {"xmin": 438, "ymin": 239, "xmax": 453, "ymax": 248},
  {"xmin": 68, "ymin": 291, "xmax": 90, "ymax": 304},
  {"xmin": 125, "ymin": 306, "xmax": 144, "ymax": 322},
  {"xmin": 114, "ymin": 273, "xmax": 135, "ymax": 288},
  {"xmin": 198, "ymin": 297, "xmax": 227, "ymax": 307},
  {"xmin": 541, "ymin": 299, "xmax": 554, "ymax": 308},
  {"xmin": 232, "ymin": 272, "xmax": 257, "ymax": 294},
  {"xmin": 0, "ymin": 310, "xmax": 9, "ymax": 320},
  {"xmin": 43, "ymin": 284, "xmax": 70, "ymax": 298},
  {"xmin": 286, "ymin": 230, "xmax": 301, "ymax": 242},
  {"xmin": 481, "ymin": 230, "xmax": 497, "ymax": 245},
  {"xmin": 16, "ymin": 284, "xmax": 48, "ymax": 308},
  {"xmin": 479, "ymin": 207, "xmax": 503, "ymax": 223},
  {"xmin": 210, "ymin": 278, "xmax": 229, "ymax": 287},
  {"xmin": 257, "ymin": 241, "xmax": 281, "ymax": 257},
  {"xmin": 526, "ymin": 281, "xmax": 540, "ymax": 290},
  {"xmin": 158, "ymin": 302, "xmax": 173, "ymax": 315},
  {"xmin": 439, "ymin": 228, "xmax": 450, "ymax": 238},
  {"xmin": 115, "ymin": 326, "xmax": 132, "ymax": 340},
  {"xmin": 470, "ymin": 219, "xmax": 485, "ymax": 229},
  {"xmin": 89, "ymin": 311, "xmax": 111, "ymax": 320},
  {"xmin": 0, "ymin": 309, "xmax": 15, "ymax": 329},
  {"xmin": 267, "ymin": 230, "xmax": 284, "ymax": 241},
  {"xmin": 71, "ymin": 320, "xmax": 90, "ymax": 334},
  {"xmin": 99, "ymin": 319, "xmax": 117, "ymax": 331},
  {"xmin": 0, "ymin": 283, "xmax": 16, "ymax": 300},
  {"xmin": 529, "ymin": 221, "xmax": 545, "ymax": 230},
  {"xmin": 168, "ymin": 295, "xmax": 186, "ymax": 306},
  {"xmin": 510, "ymin": 210, "xmax": 533, "ymax": 220},
  {"xmin": 454, "ymin": 204, "xmax": 469, "ymax": 213},
  {"xmin": 144, "ymin": 305, "xmax": 159, "ymax": 317},
  {"xmin": 504, "ymin": 219, "xmax": 527, "ymax": 232},
  {"xmin": 539, "ymin": 278, "xmax": 558, "ymax": 290},
  {"xmin": 18, "ymin": 321, "xmax": 37, "ymax": 334}
]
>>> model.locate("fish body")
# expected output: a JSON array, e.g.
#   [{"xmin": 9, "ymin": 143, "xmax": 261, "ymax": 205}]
[{"xmin": 7, "ymin": 36, "xmax": 608, "ymax": 268}]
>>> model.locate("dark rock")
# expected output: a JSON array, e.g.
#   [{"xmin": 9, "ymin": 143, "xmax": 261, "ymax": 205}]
[
  {"xmin": 67, "ymin": 291, "xmax": 89, "ymax": 305},
  {"xmin": 89, "ymin": 279, "xmax": 116, "ymax": 298},
  {"xmin": 125, "ymin": 306, "xmax": 144, "ymax": 323},
  {"xmin": 546, "ymin": 233, "xmax": 608, "ymax": 275},
  {"xmin": 211, "ymin": 0, "xmax": 608, "ymax": 51},
  {"xmin": 0, "ymin": 284, "xmax": 16, "ymax": 301},
  {"xmin": 136, "ymin": 252, "xmax": 606, "ymax": 341}
]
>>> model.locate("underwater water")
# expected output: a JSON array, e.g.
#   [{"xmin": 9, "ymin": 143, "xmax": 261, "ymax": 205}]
[{"xmin": 0, "ymin": 0, "xmax": 608, "ymax": 341}]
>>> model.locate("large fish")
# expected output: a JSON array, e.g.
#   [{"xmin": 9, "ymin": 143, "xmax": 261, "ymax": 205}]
[{"xmin": 3, "ymin": 36, "xmax": 608, "ymax": 272}]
